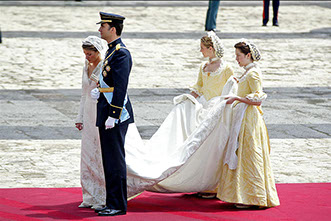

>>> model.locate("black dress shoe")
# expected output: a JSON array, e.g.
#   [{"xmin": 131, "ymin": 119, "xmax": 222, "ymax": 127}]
[
  {"xmin": 98, "ymin": 209, "xmax": 126, "ymax": 216},
  {"xmin": 273, "ymin": 20, "xmax": 279, "ymax": 26},
  {"xmin": 94, "ymin": 206, "xmax": 108, "ymax": 213}
]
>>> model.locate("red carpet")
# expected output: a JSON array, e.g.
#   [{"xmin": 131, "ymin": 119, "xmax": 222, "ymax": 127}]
[{"xmin": 0, "ymin": 183, "xmax": 330, "ymax": 221}]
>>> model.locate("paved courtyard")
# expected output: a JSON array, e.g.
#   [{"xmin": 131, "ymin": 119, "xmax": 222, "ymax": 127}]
[{"xmin": 0, "ymin": 1, "xmax": 330, "ymax": 188}]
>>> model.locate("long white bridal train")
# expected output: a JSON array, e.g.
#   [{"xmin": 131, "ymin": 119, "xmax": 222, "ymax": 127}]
[{"xmin": 124, "ymin": 77, "xmax": 247, "ymax": 198}]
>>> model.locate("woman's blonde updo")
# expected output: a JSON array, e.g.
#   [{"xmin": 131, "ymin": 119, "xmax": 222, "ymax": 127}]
[
  {"xmin": 201, "ymin": 36, "xmax": 214, "ymax": 49},
  {"xmin": 201, "ymin": 32, "xmax": 224, "ymax": 58}
]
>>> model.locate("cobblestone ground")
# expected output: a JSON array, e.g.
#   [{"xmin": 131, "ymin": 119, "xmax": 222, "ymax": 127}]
[{"xmin": 0, "ymin": 2, "xmax": 330, "ymax": 188}]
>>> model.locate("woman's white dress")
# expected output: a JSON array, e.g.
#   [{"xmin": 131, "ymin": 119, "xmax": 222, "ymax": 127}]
[
  {"xmin": 75, "ymin": 60, "xmax": 106, "ymax": 207},
  {"xmin": 124, "ymin": 76, "xmax": 239, "ymax": 198}
]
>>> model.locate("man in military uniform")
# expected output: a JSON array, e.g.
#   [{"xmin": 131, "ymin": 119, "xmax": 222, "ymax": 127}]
[
  {"xmin": 262, "ymin": 0, "xmax": 280, "ymax": 26},
  {"xmin": 90, "ymin": 12, "xmax": 134, "ymax": 216}
]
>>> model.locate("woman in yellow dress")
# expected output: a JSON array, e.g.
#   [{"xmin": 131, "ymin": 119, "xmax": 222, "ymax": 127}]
[
  {"xmin": 217, "ymin": 40, "xmax": 280, "ymax": 208},
  {"xmin": 124, "ymin": 32, "xmax": 237, "ymax": 198},
  {"xmin": 190, "ymin": 31, "xmax": 234, "ymax": 198},
  {"xmin": 190, "ymin": 31, "xmax": 234, "ymax": 104}
]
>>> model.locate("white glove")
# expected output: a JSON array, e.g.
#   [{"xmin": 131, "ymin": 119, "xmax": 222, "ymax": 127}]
[
  {"xmin": 90, "ymin": 88, "xmax": 100, "ymax": 100},
  {"xmin": 105, "ymin": 116, "xmax": 116, "ymax": 130}
]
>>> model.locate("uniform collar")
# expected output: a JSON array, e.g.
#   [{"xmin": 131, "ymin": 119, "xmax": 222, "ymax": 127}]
[{"xmin": 108, "ymin": 38, "xmax": 122, "ymax": 49}]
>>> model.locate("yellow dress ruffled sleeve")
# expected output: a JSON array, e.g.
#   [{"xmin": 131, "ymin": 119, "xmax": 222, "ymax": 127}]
[
  {"xmin": 246, "ymin": 71, "xmax": 267, "ymax": 115},
  {"xmin": 246, "ymin": 71, "xmax": 267, "ymax": 103}
]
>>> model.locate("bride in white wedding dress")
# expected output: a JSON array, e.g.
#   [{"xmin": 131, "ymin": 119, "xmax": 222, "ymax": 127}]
[
  {"xmin": 124, "ymin": 32, "xmax": 240, "ymax": 198},
  {"xmin": 75, "ymin": 36, "xmax": 108, "ymax": 209}
]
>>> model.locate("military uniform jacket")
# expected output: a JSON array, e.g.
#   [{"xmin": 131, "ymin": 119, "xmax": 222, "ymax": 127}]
[{"xmin": 96, "ymin": 38, "xmax": 134, "ymax": 127}]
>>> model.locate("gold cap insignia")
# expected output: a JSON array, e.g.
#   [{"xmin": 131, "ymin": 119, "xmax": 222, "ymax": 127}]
[{"xmin": 97, "ymin": 12, "xmax": 125, "ymax": 24}]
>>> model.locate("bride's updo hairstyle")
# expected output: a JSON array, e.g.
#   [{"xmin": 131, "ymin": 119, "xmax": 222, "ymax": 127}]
[
  {"xmin": 81, "ymin": 36, "xmax": 108, "ymax": 57},
  {"xmin": 82, "ymin": 43, "xmax": 99, "ymax": 52}
]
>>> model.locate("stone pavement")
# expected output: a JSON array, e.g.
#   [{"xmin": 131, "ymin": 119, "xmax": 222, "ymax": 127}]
[{"xmin": 0, "ymin": 1, "xmax": 330, "ymax": 188}]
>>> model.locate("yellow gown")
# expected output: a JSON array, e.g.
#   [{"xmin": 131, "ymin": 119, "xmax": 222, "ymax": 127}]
[
  {"xmin": 191, "ymin": 61, "xmax": 234, "ymax": 101},
  {"xmin": 190, "ymin": 60, "xmax": 233, "ymax": 195},
  {"xmin": 217, "ymin": 64, "xmax": 280, "ymax": 207}
]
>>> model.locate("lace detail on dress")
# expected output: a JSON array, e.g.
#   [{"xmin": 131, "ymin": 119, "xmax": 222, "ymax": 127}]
[{"xmin": 202, "ymin": 60, "xmax": 226, "ymax": 76}]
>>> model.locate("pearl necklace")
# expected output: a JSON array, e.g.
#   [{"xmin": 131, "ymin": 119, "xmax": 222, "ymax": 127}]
[{"xmin": 209, "ymin": 57, "xmax": 220, "ymax": 63}]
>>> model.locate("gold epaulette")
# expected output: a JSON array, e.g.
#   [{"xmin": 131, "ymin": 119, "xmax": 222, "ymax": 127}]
[
  {"xmin": 116, "ymin": 44, "xmax": 121, "ymax": 51},
  {"xmin": 98, "ymin": 87, "xmax": 114, "ymax": 93},
  {"xmin": 104, "ymin": 44, "xmax": 127, "ymax": 61}
]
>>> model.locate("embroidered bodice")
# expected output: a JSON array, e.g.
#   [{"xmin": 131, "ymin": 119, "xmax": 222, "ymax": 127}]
[{"xmin": 191, "ymin": 61, "xmax": 234, "ymax": 101}]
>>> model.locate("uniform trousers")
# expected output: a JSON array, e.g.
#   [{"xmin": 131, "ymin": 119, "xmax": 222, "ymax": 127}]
[
  {"xmin": 263, "ymin": 0, "xmax": 280, "ymax": 25},
  {"xmin": 205, "ymin": 0, "xmax": 220, "ymax": 31},
  {"xmin": 98, "ymin": 123, "xmax": 129, "ymax": 211}
]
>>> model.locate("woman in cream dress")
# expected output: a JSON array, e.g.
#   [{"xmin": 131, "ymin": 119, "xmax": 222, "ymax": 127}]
[
  {"xmin": 217, "ymin": 40, "xmax": 280, "ymax": 208},
  {"xmin": 75, "ymin": 36, "xmax": 107, "ymax": 209}
]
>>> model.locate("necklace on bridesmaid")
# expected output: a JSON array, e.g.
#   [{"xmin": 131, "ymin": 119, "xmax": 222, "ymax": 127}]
[
  {"xmin": 209, "ymin": 57, "xmax": 220, "ymax": 64},
  {"xmin": 204, "ymin": 57, "xmax": 222, "ymax": 76}
]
